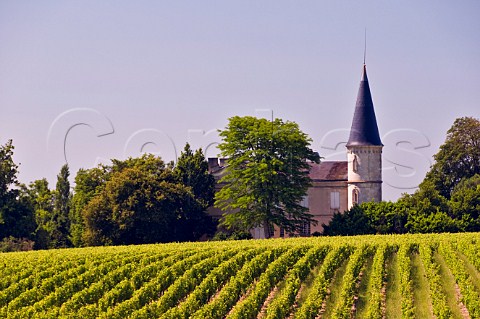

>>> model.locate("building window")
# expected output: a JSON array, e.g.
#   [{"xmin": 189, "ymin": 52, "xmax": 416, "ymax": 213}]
[
  {"xmin": 300, "ymin": 195, "xmax": 309, "ymax": 209},
  {"xmin": 330, "ymin": 191, "xmax": 340, "ymax": 210},
  {"xmin": 280, "ymin": 227, "xmax": 284, "ymax": 238},
  {"xmin": 268, "ymin": 224, "xmax": 274, "ymax": 238},
  {"xmin": 352, "ymin": 155, "xmax": 358, "ymax": 173},
  {"xmin": 353, "ymin": 189, "xmax": 359, "ymax": 205},
  {"xmin": 300, "ymin": 221, "xmax": 311, "ymax": 237}
]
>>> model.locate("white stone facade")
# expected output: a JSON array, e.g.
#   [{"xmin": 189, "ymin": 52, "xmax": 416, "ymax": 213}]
[{"xmin": 347, "ymin": 145, "xmax": 383, "ymax": 208}]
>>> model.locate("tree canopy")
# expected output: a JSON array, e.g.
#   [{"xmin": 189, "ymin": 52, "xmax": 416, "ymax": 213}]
[
  {"xmin": 425, "ymin": 116, "xmax": 480, "ymax": 198},
  {"xmin": 172, "ymin": 143, "xmax": 216, "ymax": 241},
  {"xmin": 0, "ymin": 140, "xmax": 35, "ymax": 241},
  {"xmin": 81, "ymin": 149, "xmax": 215, "ymax": 246},
  {"xmin": 83, "ymin": 163, "xmax": 187, "ymax": 245},
  {"xmin": 0, "ymin": 139, "xmax": 18, "ymax": 227},
  {"xmin": 51, "ymin": 164, "xmax": 71, "ymax": 248},
  {"xmin": 215, "ymin": 116, "xmax": 320, "ymax": 238}
]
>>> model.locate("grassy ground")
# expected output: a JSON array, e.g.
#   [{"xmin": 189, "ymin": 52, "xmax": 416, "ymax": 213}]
[
  {"xmin": 435, "ymin": 252, "xmax": 467, "ymax": 319},
  {"xmin": 353, "ymin": 255, "xmax": 374, "ymax": 318},
  {"xmin": 458, "ymin": 251, "xmax": 480, "ymax": 294},
  {"xmin": 411, "ymin": 252, "xmax": 434, "ymax": 319},
  {"xmin": 293, "ymin": 259, "xmax": 324, "ymax": 309},
  {"xmin": 320, "ymin": 258, "xmax": 349, "ymax": 318},
  {"xmin": 385, "ymin": 251, "xmax": 401, "ymax": 319}
]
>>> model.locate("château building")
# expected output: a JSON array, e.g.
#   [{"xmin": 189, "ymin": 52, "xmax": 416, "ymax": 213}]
[{"xmin": 208, "ymin": 63, "xmax": 383, "ymax": 238}]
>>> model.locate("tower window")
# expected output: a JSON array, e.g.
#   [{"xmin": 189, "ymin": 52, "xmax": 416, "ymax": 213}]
[
  {"xmin": 353, "ymin": 189, "xmax": 359, "ymax": 205},
  {"xmin": 352, "ymin": 155, "xmax": 358, "ymax": 172}
]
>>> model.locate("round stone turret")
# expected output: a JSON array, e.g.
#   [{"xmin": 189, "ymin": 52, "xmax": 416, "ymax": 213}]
[{"xmin": 347, "ymin": 64, "xmax": 383, "ymax": 208}]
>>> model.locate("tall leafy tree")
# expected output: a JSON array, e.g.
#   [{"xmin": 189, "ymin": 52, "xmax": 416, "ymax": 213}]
[
  {"xmin": 174, "ymin": 143, "xmax": 215, "ymax": 209},
  {"xmin": 173, "ymin": 143, "xmax": 216, "ymax": 240},
  {"xmin": 70, "ymin": 167, "xmax": 106, "ymax": 247},
  {"xmin": 27, "ymin": 179, "xmax": 55, "ymax": 249},
  {"xmin": 215, "ymin": 116, "xmax": 320, "ymax": 238},
  {"xmin": 425, "ymin": 116, "xmax": 480, "ymax": 198},
  {"xmin": 51, "ymin": 164, "xmax": 71, "ymax": 247},
  {"xmin": 0, "ymin": 139, "xmax": 18, "ymax": 216},
  {"xmin": 0, "ymin": 139, "xmax": 36, "ymax": 241}
]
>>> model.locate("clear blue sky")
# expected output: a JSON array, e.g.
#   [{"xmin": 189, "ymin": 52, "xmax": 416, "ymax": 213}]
[{"xmin": 1, "ymin": 1, "xmax": 479, "ymax": 201}]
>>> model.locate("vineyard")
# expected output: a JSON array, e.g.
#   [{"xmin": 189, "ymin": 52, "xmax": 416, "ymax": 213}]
[{"xmin": 1, "ymin": 233, "xmax": 480, "ymax": 319}]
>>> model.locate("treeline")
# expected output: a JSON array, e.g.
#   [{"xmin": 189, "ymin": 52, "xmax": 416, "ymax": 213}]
[
  {"xmin": 0, "ymin": 143, "xmax": 216, "ymax": 251},
  {"xmin": 1, "ymin": 116, "xmax": 479, "ymax": 250},
  {"xmin": 323, "ymin": 117, "xmax": 480, "ymax": 236}
]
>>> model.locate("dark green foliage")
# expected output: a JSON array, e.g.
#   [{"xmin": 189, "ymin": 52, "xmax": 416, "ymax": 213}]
[
  {"xmin": 51, "ymin": 164, "xmax": 71, "ymax": 248},
  {"xmin": 425, "ymin": 117, "xmax": 480, "ymax": 199},
  {"xmin": 0, "ymin": 186, "xmax": 36, "ymax": 240},
  {"xmin": 23, "ymin": 166, "xmax": 74, "ymax": 249},
  {"xmin": 173, "ymin": 143, "xmax": 216, "ymax": 241},
  {"xmin": 83, "ymin": 163, "xmax": 184, "ymax": 245},
  {"xmin": 26, "ymin": 178, "xmax": 55, "ymax": 249},
  {"xmin": 361, "ymin": 201, "xmax": 408, "ymax": 234},
  {"xmin": 173, "ymin": 143, "xmax": 215, "ymax": 209},
  {"xmin": 0, "ymin": 139, "xmax": 18, "ymax": 229},
  {"xmin": 0, "ymin": 140, "xmax": 18, "ymax": 203},
  {"xmin": 212, "ymin": 226, "xmax": 253, "ymax": 241},
  {"xmin": 449, "ymin": 174, "xmax": 480, "ymax": 231},
  {"xmin": 322, "ymin": 204, "xmax": 375, "ymax": 236},
  {"xmin": 70, "ymin": 167, "xmax": 106, "ymax": 247},
  {"xmin": 0, "ymin": 140, "xmax": 36, "ymax": 242},
  {"xmin": 82, "ymin": 151, "xmax": 215, "ymax": 246},
  {"xmin": 399, "ymin": 180, "xmax": 458, "ymax": 233},
  {"xmin": 215, "ymin": 116, "xmax": 320, "ymax": 238}
]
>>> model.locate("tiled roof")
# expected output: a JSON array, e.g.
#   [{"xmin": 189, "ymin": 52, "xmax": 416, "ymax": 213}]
[
  {"xmin": 309, "ymin": 161, "xmax": 347, "ymax": 181},
  {"xmin": 209, "ymin": 158, "xmax": 348, "ymax": 182}
]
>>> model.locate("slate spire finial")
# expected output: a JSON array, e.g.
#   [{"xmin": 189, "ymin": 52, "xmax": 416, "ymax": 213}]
[
  {"xmin": 346, "ymin": 62, "xmax": 382, "ymax": 147},
  {"xmin": 363, "ymin": 28, "xmax": 367, "ymax": 65}
]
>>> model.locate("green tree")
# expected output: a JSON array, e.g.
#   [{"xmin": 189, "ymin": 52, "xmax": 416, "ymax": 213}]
[
  {"xmin": 70, "ymin": 167, "xmax": 106, "ymax": 247},
  {"xmin": 361, "ymin": 201, "xmax": 408, "ymax": 234},
  {"xmin": 27, "ymin": 179, "xmax": 55, "ymax": 249},
  {"xmin": 425, "ymin": 117, "xmax": 480, "ymax": 198},
  {"xmin": 399, "ymin": 180, "xmax": 458, "ymax": 233},
  {"xmin": 173, "ymin": 143, "xmax": 216, "ymax": 241},
  {"xmin": 448, "ymin": 174, "xmax": 480, "ymax": 231},
  {"xmin": 83, "ymin": 155, "xmax": 193, "ymax": 245},
  {"xmin": 215, "ymin": 116, "xmax": 320, "ymax": 238},
  {"xmin": 322, "ymin": 205, "xmax": 375, "ymax": 236},
  {"xmin": 0, "ymin": 140, "xmax": 36, "ymax": 241},
  {"xmin": 174, "ymin": 143, "xmax": 215, "ymax": 209},
  {"xmin": 51, "ymin": 164, "xmax": 71, "ymax": 248},
  {"xmin": 0, "ymin": 139, "xmax": 18, "ymax": 221},
  {"xmin": 322, "ymin": 201, "xmax": 407, "ymax": 236},
  {"xmin": 400, "ymin": 180, "xmax": 450, "ymax": 217}
]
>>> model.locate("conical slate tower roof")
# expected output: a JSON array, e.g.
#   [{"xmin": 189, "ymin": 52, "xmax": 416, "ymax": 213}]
[{"xmin": 346, "ymin": 64, "xmax": 382, "ymax": 147}]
